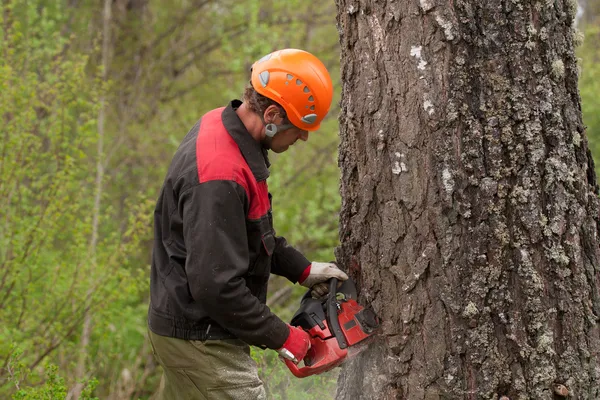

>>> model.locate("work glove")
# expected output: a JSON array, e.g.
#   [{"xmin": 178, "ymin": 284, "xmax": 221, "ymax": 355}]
[
  {"xmin": 299, "ymin": 262, "xmax": 349, "ymax": 298},
  {"xmin": 277, "ymin": 325, "xmax": 310, "ymax": 364}
]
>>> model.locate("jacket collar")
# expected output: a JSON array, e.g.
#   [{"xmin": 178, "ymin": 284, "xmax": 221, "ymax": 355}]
[{"xmin": 222, "ymin": 100, "xmax": 270, "ymax": 181}]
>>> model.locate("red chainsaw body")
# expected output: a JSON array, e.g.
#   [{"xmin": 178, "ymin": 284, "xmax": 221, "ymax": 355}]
[
  {"xmin": 338, "ymin": 299, "xmax": 375, "ymax": 346},
  {"xmin": 285, "ymin": 278, "xmax": 379, "ymax": 378}
]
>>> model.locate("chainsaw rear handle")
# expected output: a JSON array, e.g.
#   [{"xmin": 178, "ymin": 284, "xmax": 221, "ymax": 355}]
[{"xmin": 283, "ymin": 335, "xmax": 348, "ymax": 378}]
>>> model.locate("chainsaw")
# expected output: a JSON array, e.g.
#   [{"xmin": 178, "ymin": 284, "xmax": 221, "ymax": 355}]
[{"xmin": 283, "ymin": 277, "xmax": 380, "ymax": 378}]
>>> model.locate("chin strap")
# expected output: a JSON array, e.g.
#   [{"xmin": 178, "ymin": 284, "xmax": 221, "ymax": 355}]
[{"xmin": 265, "ymin": 122, "xmax": 295, "ymax": 137}]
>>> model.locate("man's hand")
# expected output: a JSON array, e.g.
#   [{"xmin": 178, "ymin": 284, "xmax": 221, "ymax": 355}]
[
  {"xmin": 299, "ymin": 262, "xmax": 349, "ymax": 298},
  {"xmin": 277, "ymin": 325, "xmax": 310, "ymax": 364}
]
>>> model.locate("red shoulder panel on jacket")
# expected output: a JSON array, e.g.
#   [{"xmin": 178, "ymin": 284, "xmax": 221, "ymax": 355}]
[{"xmin": 195, "ymin": 108, "xmax": 270, "ymax": 220}]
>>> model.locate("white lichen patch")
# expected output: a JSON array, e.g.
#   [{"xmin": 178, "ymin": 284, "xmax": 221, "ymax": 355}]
[
  {"xmin": 410, "ymin": 45, "xmax": 422, "ymax": 58},
  {"xmin": 419, "ymin": 0, "xmax": 434, "ymax": 12},
  {"xmin": 537, "ymin": 332, "xmax": 555, "ymax": 353},
  {"xmin": 545, "ymin": 156, "xmax": 576, "ymax": 186},
  {"xmin": 435, "ymin": 12, "xmax": 455, "ymax": 40},
  {"xmin": 573, "ymin": 132, "xmax": 581, "ymax": 146},
  {"xmin": 498, "ymin": 312, "xmax": 508, "ymax": 324},
  {"xmin": 548, "ymin": 244, "xmax": 571, "ymax": 267},
  {"xmin": 442, "ymin": 168, "xmax": 454, "ymax": 193},
  {"xmin": 424, "ymin": 99, "xmax": 435, "ymax": 115},
  {"xmin": 392, "ymin": 152, "xmax": 408, "ymax": 175},
  {"xmin": 410, "ymin": 45, "xmax": 428, "ymax": 71},
  {"xmin": 377, "ymin": 130, "xmax": 386, "ymax": 151},
  {"xmin": 520, "ymin": 248, "xmax": 533, "ymax": 267},
  {"xmin": 551, "ymin": 59, "xmax": 565, "ymax": 80},
  {"xmin": 446, "ymin": 101, "xmax": 458, "ymax": 121},
  {"xmin": 527, "ymin": 24, "xmax": 538, "ymax": 36},
  {"xmin": 518, "ymin": 248, "xmax": 545, "ymax": 291},
  {"xmin": 401, "ymin": 303, "xmax": 414, "ymax": 323},
  {"xmin": 368, "ymin": 14, "xmax": 386, "ymax": 53},
  {"xmin": 511, "ymin": 186, "xmax": 531, "ymax": 204},
  {"xmin": 463, "ymin": 301, "xmax": 479, "ymax": 318}
]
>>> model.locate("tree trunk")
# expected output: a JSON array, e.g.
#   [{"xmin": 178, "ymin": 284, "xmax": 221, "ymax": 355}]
[
  {"xmin": 68, "ymin": 1, "xmax": 112, "ymax": 399},
  {"xmin": 334, "ymin": 1, "xmax": 600, "ymax": 399}
]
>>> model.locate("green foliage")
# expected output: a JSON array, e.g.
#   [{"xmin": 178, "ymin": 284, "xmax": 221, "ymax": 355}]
[
  {"xmin": 578, "ymin": 24, "xmax": 600, "ymax": 178},
  {"xmin": 8, "ymin": 349, "xmax": 98, "ymax": 400},
  {"xmin": 268, "ymin": 117, "xmax": 342, "ymax": 262},
  {"xmin": 252, "ymin": 346, "xmax": 339, "ymax": 400},
  {"xmin": 1, "ymin": 0, "xmax": 150, "ymax": 397},
  {"xmin": 2, "ymin": 0, "xmax": 343, "ymax": 398}
]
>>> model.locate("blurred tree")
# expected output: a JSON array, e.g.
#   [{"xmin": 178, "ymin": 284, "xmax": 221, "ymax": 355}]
[
  {"xmin": 579, "ymin": 21, "xmax": 600, "ymax": 179},
  {"xmin": 335, "ymin": 0, "xmax": 600, "ymax": 398},
  {"xmin": 578, "ymin": 0, "xmax": 600, "ymax": 25},
  {"xmin": 2, "ymin": 0, "xmax": 344, "ymax": 398},
  {"xmin": 0, "ymin": 1, "xmax": 148, "ymax": 398},
  {"xmin": 69, "ymin": 0, "xmax": 113, "ymax": 398}
]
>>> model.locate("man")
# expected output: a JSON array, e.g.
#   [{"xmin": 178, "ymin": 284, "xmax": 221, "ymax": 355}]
[{"xmin": 148, "ymin": 48, "xmax": 348, "ymax": 399}]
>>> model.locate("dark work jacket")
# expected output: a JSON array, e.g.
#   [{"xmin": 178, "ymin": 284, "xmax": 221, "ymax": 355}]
[{"xmin": 148, "ymin": 100, "xmax": 310, "ymax": 350}]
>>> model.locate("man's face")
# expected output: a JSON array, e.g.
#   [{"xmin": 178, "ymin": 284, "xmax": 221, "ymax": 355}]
[
  {"xmin": 264, "ymin": 127, "xmax": 309, "ymax": 153},
  {"xmin": 261, "ymin": 106, "xmax": 309, "ymax": 153}
]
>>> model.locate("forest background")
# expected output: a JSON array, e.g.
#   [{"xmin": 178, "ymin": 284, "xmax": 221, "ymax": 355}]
[{"xmin": 1, "ymin": 0, "xmax": 600, "ymax": 399}]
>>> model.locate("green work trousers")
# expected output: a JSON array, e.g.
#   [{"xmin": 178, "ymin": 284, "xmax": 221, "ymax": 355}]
[{"xmin": 148, "ymin": 330, "xmax": 267, "ymax": 400}]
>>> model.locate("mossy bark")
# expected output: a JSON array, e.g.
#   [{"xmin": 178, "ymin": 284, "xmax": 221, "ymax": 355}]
[{"xmin": 334, "ymin": 0, "xmax": 600, "ymax": 398}]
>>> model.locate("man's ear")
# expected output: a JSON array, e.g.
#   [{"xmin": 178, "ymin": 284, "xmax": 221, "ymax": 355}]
[{"xmin": 264, "ymin": 105, "xmax": 279, "ymax": 123}]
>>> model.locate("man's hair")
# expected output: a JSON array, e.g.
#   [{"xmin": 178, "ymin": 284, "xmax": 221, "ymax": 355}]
[{"xmin": 243, "ymin": 83, "xmax": 287, "ymax": 120}]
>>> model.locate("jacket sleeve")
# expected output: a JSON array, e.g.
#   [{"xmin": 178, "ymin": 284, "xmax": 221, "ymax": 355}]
[
  {"xmin": 270, "ymin": 235, "xmax": 311, "ymax": 283},
  {"xmin": 181, "ymin": 180, "xmax": 289, "ymax": 349}
]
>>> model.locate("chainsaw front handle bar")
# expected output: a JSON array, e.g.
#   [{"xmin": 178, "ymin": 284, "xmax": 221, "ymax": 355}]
[{"xmin": 327, "ymin": 278, "xmax": 347, "ymax": 349}]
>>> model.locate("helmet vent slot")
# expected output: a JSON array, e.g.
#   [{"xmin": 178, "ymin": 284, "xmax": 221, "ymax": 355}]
[
  {"xmin": 308, "ymin": 96, "xmax": 314, "ymax": 102},
  {"xmin": 296, "ymin": 79, "xmax": 303, "ymax": 85},
  {"xmin": 257, "ymin": 54, "xmax": 272, "ymax": 64},
  {"xmin": 287, "ymin": 74, "xmax": 293, "ymax": 80},
  {"xmin": 303, "ymin": 86, "xmax": 310, "ymax": 93},
  {"xmin": 259, "ymin": 71, "xmax": 270, "ymax": 87},
  {"xmin": 301, "ymin": 114, "xmax": 317, "ymax": 124}
]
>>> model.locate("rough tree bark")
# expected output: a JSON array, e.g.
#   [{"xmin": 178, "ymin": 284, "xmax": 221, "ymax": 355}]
[{"xmin": 334, "ymin": 0, "xmax": 600, "ymax": 399}]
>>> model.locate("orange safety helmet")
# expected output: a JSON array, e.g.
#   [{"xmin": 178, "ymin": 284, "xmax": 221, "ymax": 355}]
[{"xmin": 251, "ymin": 49, "xmax": 333, "ymax": 132}]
